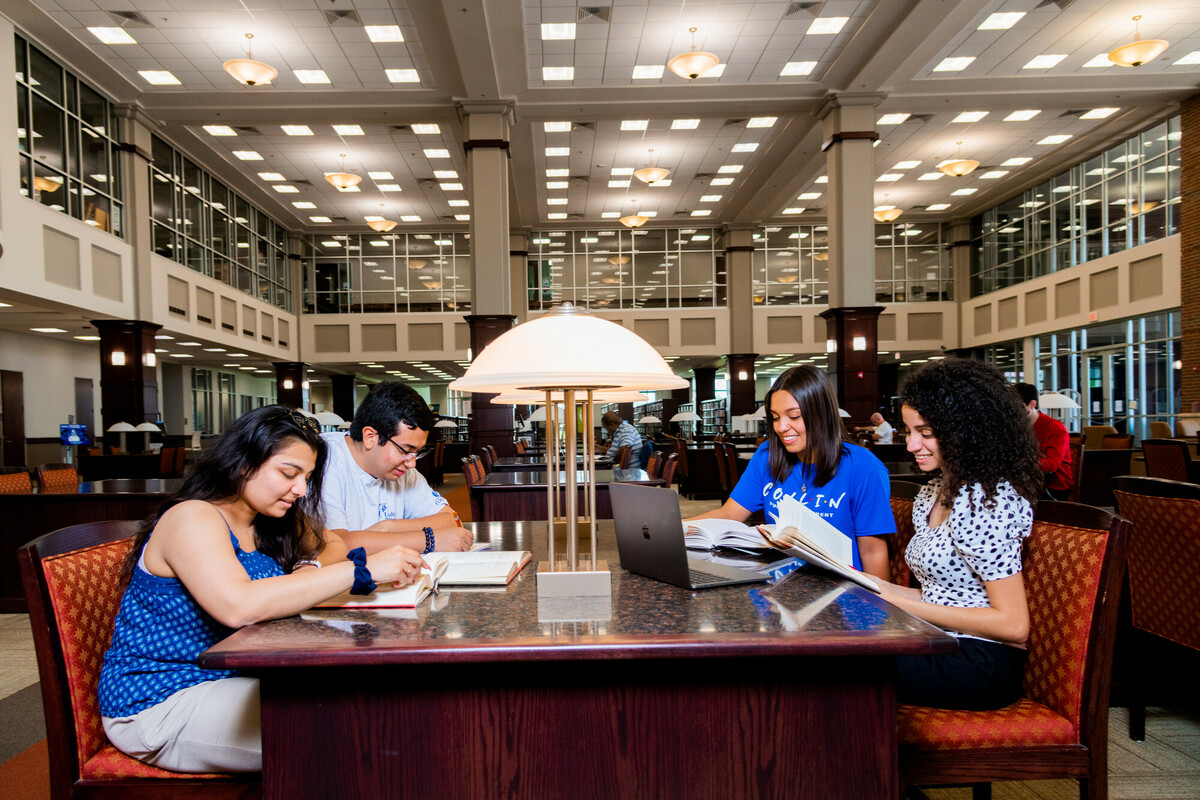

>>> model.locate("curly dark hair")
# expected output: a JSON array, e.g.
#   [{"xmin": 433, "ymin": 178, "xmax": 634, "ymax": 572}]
[{"xmin": 899, "ymin": 358, "xmax": 1042, "ymax": 507}]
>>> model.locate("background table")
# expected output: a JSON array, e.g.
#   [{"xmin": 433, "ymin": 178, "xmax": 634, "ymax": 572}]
[
  {"xmin": 202, "ymin": 520, "xmax": 953, "ymax": 800},
  {"xmin": 491, "ymin": 455, "xmax": 613, "ymax": 473},
  {"xmin": 470, "ymin": 468, "xmax": 662, "ymax": 521}
]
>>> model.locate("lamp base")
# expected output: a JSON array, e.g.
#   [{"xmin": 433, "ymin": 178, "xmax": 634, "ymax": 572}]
[
  {"xmin": 536, "ymin": 594, "xmax": 613, "ymax": 623},
  {"xmin": 536, "ymin": 558, "xmax": 611, "ymax": 597}
]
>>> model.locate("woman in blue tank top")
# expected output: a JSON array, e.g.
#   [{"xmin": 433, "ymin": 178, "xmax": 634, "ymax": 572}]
[{"xmin": 99, "ymin": 406, "xmax": 427, "ymax": 773}]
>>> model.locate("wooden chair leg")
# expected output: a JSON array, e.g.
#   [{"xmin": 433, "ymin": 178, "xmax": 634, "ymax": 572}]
[
  {"xmin": 1127, "ymin": 629, "xmax": 1147, "ymax": 742},
  {"xmin": 971, "ymin": 783, "xmax": 992, "ymax": 800}
]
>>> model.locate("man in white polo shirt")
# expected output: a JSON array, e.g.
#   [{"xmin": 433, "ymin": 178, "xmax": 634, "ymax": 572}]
[{"xmin": 321, "ymin": 382, "xmax": 471, "ymax": 554}]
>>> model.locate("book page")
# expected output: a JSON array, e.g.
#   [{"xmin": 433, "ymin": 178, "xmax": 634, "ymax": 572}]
[
  {"xmin": 314, "ymin": 557, "xmax": 450, "ymax": 608},
  {"xmin": 434, "ymin": 550, "xmax": 532, "ymax": 585},
  {"xmin": 774, "ymin": 494, "xmax": 853, "ymax": 566},
  {"xmin": 684, "ymin": 518, "xmax": 765, "ymax": 550}
]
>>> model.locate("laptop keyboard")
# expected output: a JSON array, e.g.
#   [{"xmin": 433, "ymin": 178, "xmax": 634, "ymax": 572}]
[{"xmin": 688, "ymin": 568, "xmax": 733, "ymax": 586}]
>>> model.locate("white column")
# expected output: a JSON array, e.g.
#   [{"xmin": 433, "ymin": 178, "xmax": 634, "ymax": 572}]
[{"xmin": 461, "ymin": 102, "xmax": 514, "ymax": 315}]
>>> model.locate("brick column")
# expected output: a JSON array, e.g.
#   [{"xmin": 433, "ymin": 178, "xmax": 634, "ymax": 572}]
[{"xmin": 1181, "ymin": 95, "xmax": 1200, "ymax": 412}]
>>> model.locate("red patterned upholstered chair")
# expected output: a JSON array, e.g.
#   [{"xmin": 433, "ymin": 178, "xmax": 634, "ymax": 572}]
[
  {"xmin": 898, "ymin": 502, "xmax": 1129, "ymax": 800},
  {"xmin": 19, "ymin": 521, "xmax": 261, "ymax": 799},
  {"xmin": 462, "ymin": 455, "xmax": 486, "ymax": 521},
  {"xmin": 36, "ymin": 463, "xmax": 80, "ymax": 493},
  {"xmin": 1111, "ymin": 475, "xmax": 1200, "ymax": 741},
  {"xmin": 0, "ymin": 466, "xmax": 33, "ymax": 494},
  {"xmin": 1100, "ymin": 434, "xmax": 1133, "ymax": 449},
  {"xmin": 888, "ymin": 480, "xmax": 922, "ymax": 588},
  {"xmin": 1140, "ymin": 438, "xmax": 1198, "ymax": 483}
]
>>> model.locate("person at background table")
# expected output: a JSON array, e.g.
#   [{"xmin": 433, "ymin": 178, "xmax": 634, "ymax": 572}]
[
  {"xmin": 869, "ymin": 412, "xmax": 894, "ymax": 444},
  {"xmin": 686, "ymin": 366, "xmax": 893, "ymax": 580},
  {"xmin": 1014, "ymin": 382, "xmax": 1073, "ymax": 500},
  {"xmin": 599, "ymin": 410, "xmax": 643, "ymax": 467},
  {"xmin": 321, "ymin": 382, "xmax": 471, "ymax": 553},
  {"xmin": 877, "ymin": 358, "xmax": 1042, "ymax": 710},
  {"xmin": 99, "ymin": 406, "xmax": 425, "ymax": 772}
]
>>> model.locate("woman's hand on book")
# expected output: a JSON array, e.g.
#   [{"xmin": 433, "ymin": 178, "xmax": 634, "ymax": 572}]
[
  {"xmin": 433, "ymin": 527, "xmax": 474, "ymax": 552},
  {"xmin": 367, "ymin": 545, "xmax": 428, "ymax": 587}
]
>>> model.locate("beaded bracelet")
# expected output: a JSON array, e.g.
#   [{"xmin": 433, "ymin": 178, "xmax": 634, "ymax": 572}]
[
  {"xmin": 292, "ymin": 559, "xmax": 321, "ymax": 572},
  {"xmin": 346, "ymin": 547, "xmax": 377, "ymax": 595},
  {"xmin": 422, "ymin": 526, "xmax": 436, "ymax": 555}
]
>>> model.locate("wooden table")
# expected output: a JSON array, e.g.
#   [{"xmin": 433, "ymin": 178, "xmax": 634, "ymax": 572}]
[
  {"xmin": 492, "ymin": 455, "xmax": 613, "ymax": 473},
  {"xmin": 471, "ymin": 468, "xmax": 662, "ymax": 521},
  {"xmin": 201, "ymin": 520, "xmax": 953, "ymax": 800},
  {"xmin": 77, "ymin": 453, "xmax": 163, "ymax": 481},
  {"xmin": 0, "ymin": 478, "xmax": 179, "ymax": 612}
]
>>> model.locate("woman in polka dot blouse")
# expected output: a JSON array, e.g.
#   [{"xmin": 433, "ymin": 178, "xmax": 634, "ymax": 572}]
[
  {"xmin": 876, "ymin": 358, "xmax": 1043, "ymax": 710},
  {"xmin": 99, "ymin": 406, "xmax": 427, "ymax": 772}
]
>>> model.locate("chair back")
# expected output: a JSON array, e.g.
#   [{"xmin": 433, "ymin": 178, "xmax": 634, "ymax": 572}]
[
  {"xmin": 661, "ymin": 453, "xmax": 679, "ymax": 489},
  {"xmin": 1081, "ymin": 425, "xmax": 1118, "ymax": 451},
  {"xmin": 646, "ymin": 451, "xmax": 664, "ymax": 479},
  {"xmin": 0, "ymin": 465, "xmax": 33, "ymax": 494},
  {"xmin": 433, "ymin": 440, "xmax": 445, "ymax": 469},
  {"xmin": 671, "ymin": 437, "xmax": 689, "ymax": 476},
  {"xmin": 888, "ymin": 482, "xmax": 922, "ymax": 588},
  {"xmin": 1148, "ymin": 421, "xmax": 1173, "ymax": 439},
  {"xmin": 462, "ymin": 455, "xmax": 485, "ymax": 487},
  {"xmin": 479, "ymin": 446, "xmax": 496, "ymax": 472},
  {"xmin": 1101, "ymin": 434, "xmax": 1133, "ymax": 449},
  {"xmin": 1111, "ymin": 476, "xmax": 1200, "ymax": 652},
  {"xmin": 1067, "ymin": 442, "xmax": 1084, "ymax": 504},
  {"xmin": 1022, "ymin": 502, "xmax": 1129, "ymax": 737},
  {"xmin": 515, "ymin": 440, "xmax": 527, "ymax": 454},
  {"xmin": 36, "ymin": 463, "xmax": 79, "ymax": 493},
  {"xmin": 713, "ymin": 443, "xmax": 730, "ymax": 494},
  {"xmin": 1141, "ymin": 438, "xmax": 1193, "ymax": 483},
  {"xmin": 613, "ymin": 445, "xmax": 631, "ymax": 469},
  {"xmin": 1176, "ymin": 418, "xmax": 1200, "ymax": 439},
  {"xmin": 723, "ymin": 443, "xmax": 742, "ymax": 490}
]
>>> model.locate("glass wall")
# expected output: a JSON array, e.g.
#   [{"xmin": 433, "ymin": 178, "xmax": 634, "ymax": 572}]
[
  {"xmin": 527, "ymin": 228, "xmax": 724, "ymax": 310},
  {"xmin": 14, "ymin": 33, "xmax": 124, "ymax": 235},
  {"xmin": 971, "ymin": 116, "xmax": 1181, "ymax": 297},
  {"xmin": 300, "ymin": 232, "xmax": 470, "ymax": 313},
  {"xmin": 150, "ymin": 136, "xmax": 292, "ymax": 311}
]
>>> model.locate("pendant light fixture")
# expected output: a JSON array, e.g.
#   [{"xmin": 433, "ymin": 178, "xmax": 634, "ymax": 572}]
[
  {"xmin": 606, "ymin": 255, "xmax": 630, "ymax": 266},
  {"xmin": 421, "ymin": 279, "xmax": 442, "ymax": 290},
  {"xmin": 668, "ymin": 27, "xmax": 720, "ymax": 80},
  {"xmin": 938, "ymin": 141, "xmax": 980, "ymax": 177},
  {"xmin": 367, "ymin": 203, "xmax": 398, "ymax": 232},
  {"xmin": 1108, "ymin": 15, "xmax": 1168, "ymax": 67},
  {"xmin": 873, "ymin": 194, "xmax": 903, "ymax": 222},
  {"xmin": 406, "ymin": 259, "xmax": 427, "ymax": 270},
  {"xmin": 633, "ymin": 149, "xmax": 670, "ymax": 184},
  {"xmin": 223, "ymin": 33, "xmax": 278, "ymax": 86},
  {"xmin": 813, "ymin": 252, "xmax": 829, "ymax": 262},
  {"xmin": 325, "ymin": 154, "xmax": 361, "ymax": 190},
  {"xmin": 619, "ymin": 200, "xmax": 649, "ymax": 229}
]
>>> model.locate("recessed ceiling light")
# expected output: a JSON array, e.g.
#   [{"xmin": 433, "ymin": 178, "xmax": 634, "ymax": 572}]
[
  {"xmin": 364, "ymin": 25, "xmax": 404, "ymax": 42},
  {"xmin": 433, "ymin": 170, "xmax": 458, "ymax": 179},
  {"xmin": 30, "ymin": 327, "xmax": 67, "ymax": 333},
  {"xmin": 333, "ymin": 124, "xmax": 364, "ymax": 136},
  {"xmin": 232, "ymin": 151, "xmax": 263, "ymax": 160},
  {"xmin": 454, "ymin": 214, "xmax": 470, "ymax": 221},
  {"xmin": 951, "ymin": 188, "xmax": 977, "ymax": 196},
  {"xmin": 933, "ymin": 56, "xmax": 974, "ymax": 72},
  {"xmin": 672, "ymin": 119, "xmax": 701, "ymax": 130},
  {"xmin": 632, "ymin": 65, "xmax": 663, "ymax": 79},
  {"xmin": 74, "ymin": 334, "xmax": 101, "ymax": 340},
  {"xmin": 926, "ymin": 203, "xmax": 951, "ymax": 211},
  {"xmin": 369, "ymin": 171, "xmax": 394, "ymax": 180},
  {"xmin": 876, "ymin": 173, "xmax": 902, "ymax": 182},
  {"xmin": 1002, "ymin": 157, "xmax": 1032, "ymax": 166},
  {"xmin": 893, "ymin": 160, "xmax": 920, "ymax": 169},
  {"xmin": 780, "ymin": 61, "xmax": 817, "ymax": 76},
  {"xmin": 281, "ymin": 125, "xmax": 312, "ymax": 136},
  {"xmin": 448, "ymin": 199, "xmax": 469, "ymax": 207},
  {"xmin": 1174, "ymin": 51, "xmax": 1200, "ymax": 66},
  {"xmin": 807, "ymin": 17, "xmax": 848, "ymax": 35},
  {"xmin": 711, "ymin": 177, "xmax": 734, "ymax": 186},
  {"xmin": 541, "ymin": 23, "xmax": 576, "ymax": 40},
  {"xmin": 732, "ymin": 143, "xmax": 758, "ymax": 153},
  {"xmin": 611, "ymin": 167, "xmax": 633, "ymax": 176},
  {"xmin": 547, "ymin": 212, "xmax": 567, "ymax": 220},
  {"xmin": 293, "ymin": 70, "xmax": 330, "ymax": 84},
  {"xmin": 1038, "ymin": 134, "xmax": 1072, "ymax": 145},
  {"xmin": 309, "ymin": 216, "xmax": 332, "ymax": 223},
  {"xmin": 378, "ymin": 184, "xmax": 402, "ymax": 192},
  {"xmin": 439, "ymin": 182, "xmax": 463, "ymax": 191},
  {"xmin": 155, "ymin": 335, "xmax": 174, "ymax": 340},
  {"xmin": 980, "ymin": 170, "xmax": 1009, "ymax": 179},
  {"xmin": 1023, "ymin": 54, "xmax": 1066, "ymax": 70},
  {"xmin": 1081, "ymin": 108, "xmax": 1119, "ymax": 119},
  {"xmin": 410, "ymin": 124, "xmax": 440, "ymax": 134},
  {"xmin": 139, "ymin": 70, "xmax": 180, "ymax": 85},
  {"xmin": 917, "ymin": 172, "xmax": 944, "ymax": 181},
  {"xmin": 718, "ymin": 165, "xmax": 743, "ymax": 174},
  {"xmin": 621, "ymin": 120, "xmax": 648, "ymax": 131},
  {"xmin": 546, "ymin": 181, "xmax": 568, "ymax": 190},
  {"xmin": 257, "ymin": 172, "xmax": 285, "ymax": 181},
  {"xmin": 978, "ymin": 12, "xmax": 1024, "ymax": 30},
  {"xmin": 877, "ymin": 113, "xmax": 910, "ymax": 125},
  {"xmin": 424, "ymin": 149, "xmax": 450, "ymax": 159},
  {"xmin": 782, "ymin": 207, "xmax": 804, "ymax": 215},
  {"xmin": 543, "ymin": 121, "xmax": 571, "ymax": 132},
  {"xmin": 547, "ymin": 198, "xmax": 568, "ymax": 205},
  {"xmin": 178, "ymin": 341, "xmax": 202, "ymax": 346},
  {"xmin": 272, "ymin": 185, "xmax": 300, "ymax": 193},
  {"xmin": 798, "ymin": 192, "xmax": 821, "ymax": 200},
  {"xmin": 607, "ymin": 180, "xmax": 629, "ymax": 188},
  {"xmin": 1004, "ymin": 110, "xmax": 1041, "ymax": 122},
  {"xmin": 203, "ymin": 348, "xmax": 226, "ymax": 352},
  {"xmin": 203, "ymin": 125, "xmax": 237, "ymax": 137},
  {"xmin": 747, "ymin": 117, "xmax": 777, "ymax": 128},
  {"xmin": 386, "ymin": 69, "xmax": 420, "ymax": 83},
  {"xmin": 401, "ymin": 215, "xmax": 421, "ymax": 222},
  {"xmin": 88, "ymin": 27, "xmax": 137, "ymax": 44},
  {"xmin": 952, "ymin": 111, "xmax": 988, "ymax": 123},
  {"xmin": 542, "ymin": 66, "xmax": 574, "ymax": 81}
]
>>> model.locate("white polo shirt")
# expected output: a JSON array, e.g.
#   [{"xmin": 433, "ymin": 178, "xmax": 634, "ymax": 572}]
[{"xmin": 319, "ymin": 432, "xmax": 448, "ymax": 532}]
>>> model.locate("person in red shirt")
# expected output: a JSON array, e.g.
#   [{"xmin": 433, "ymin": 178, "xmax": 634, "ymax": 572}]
[{"xmin": 1015, "ymin": 383, "xmax": 1073, "ymax": 499}]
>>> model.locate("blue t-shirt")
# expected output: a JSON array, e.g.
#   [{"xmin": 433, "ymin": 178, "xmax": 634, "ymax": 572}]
[{"xmin": 728, "ymin": 442, "xmax": 895, "ymax": 570}]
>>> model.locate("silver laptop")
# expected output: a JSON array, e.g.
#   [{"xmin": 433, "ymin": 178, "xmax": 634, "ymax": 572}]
[{"xmin": 609, "ymin": 483, "xmax": 769, "ymax": 589}]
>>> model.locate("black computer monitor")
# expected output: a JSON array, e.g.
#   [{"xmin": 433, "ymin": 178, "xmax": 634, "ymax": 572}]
[{"xmin": 60, "ymin": 424, "xmax": 90, "ymax": 446}]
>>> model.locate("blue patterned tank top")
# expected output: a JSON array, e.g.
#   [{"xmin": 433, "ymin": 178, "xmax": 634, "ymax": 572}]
[{"xmin": 98, "ymin": 525, "xmax": 283, "ymax": 718}]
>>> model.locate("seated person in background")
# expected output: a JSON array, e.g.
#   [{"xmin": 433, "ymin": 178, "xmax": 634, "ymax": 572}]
[
  {"xmin": 1014, "ymin": 382, "xmax": 1072, "ymax": 500},
  {"xmin": 322, "ymin": 382, "xmax": 471, "ymax": 553},
  {"xmin": 599, "ymin": 410, "xmax": 642, "ymax": 466},
  {"xmin": 869, "ymin": 412, "xmax": 894, "ymax": 444},
  {"xmin": 878, "ymin": 358, "xmax": 1042, "ymax": 710},
  {"xmin": 100, "ymin": 406, "xmax": 425, "ymax": 772},
  {"xmin": 687, "ymin": 366, "xmax": 894, "ymax": 580}
]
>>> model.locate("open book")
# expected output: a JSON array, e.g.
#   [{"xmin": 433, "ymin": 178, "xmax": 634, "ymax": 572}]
[
  {"xmin": 688, "ymin": 496, "xmax": 880, "ymax": 594},
  {"xmin": 314, "ymin": 550, "xmax": 532, "ymax": 608}
]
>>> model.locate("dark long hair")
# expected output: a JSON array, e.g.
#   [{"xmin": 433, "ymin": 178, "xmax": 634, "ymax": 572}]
[
  {"xmin": 764, "ymin": 366, "xmax": 852, "ymax": 487},
  {"xmin": 899, "ymin": 358, "xmax": 1042, "ymax": 507},
  {"xmin": 348, "ymin": 381, "xmax": 434, "ymax": 440},
  {"xmin": 121, "ymin": 405, "xmax": 328, "ymax": 584}
]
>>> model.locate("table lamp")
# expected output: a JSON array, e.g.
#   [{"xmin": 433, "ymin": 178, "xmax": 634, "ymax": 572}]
[
  {"xmin": 106, "ymin": 421, "xmax": 136, "ymax": 453},
  {"xmin": 134, "ymin": 421, "xmax": 160, "ymax": 453},
  {"xmin": 450, "ymin": 303, "xmax": 686, "ymax": 597},
  {"xmin": 314, "ymin": 411, "xmax": 345, "ymax": 429},
  {"xmin": 434, "ymin": 419, "xmax": 458, "ymax": 428}
]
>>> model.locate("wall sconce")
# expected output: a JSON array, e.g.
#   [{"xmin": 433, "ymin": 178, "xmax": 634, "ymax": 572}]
[
  {"xmin": 852, "ymin": 336, "xmax": 867, "ymax": 351},
  {"xmin": 282, "ymin": 378, "xmax": 295, "ymax": 390},
  {"xmin": 110, "ymin": 350, "xmax": 125, "ymax": 366},
  {"xmin": 737, "ymin": 370, "xmax": 748, "ymax": 381},
  {"xmin": 142, "ymin": 352, "xmax": 156, "ymax": 367},
  {"xmin": 826, "ymin": 339, "xmax": 837, "ymax": 353}
]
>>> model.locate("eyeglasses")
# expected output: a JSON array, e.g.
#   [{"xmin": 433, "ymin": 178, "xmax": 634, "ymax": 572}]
[
  {"xmin": 288, "ymin": 410, "xmax": 320, "ymax": 434},
  {"xmin": 385, "ymin": 436, "xmax": 433, "ymax": 461}
]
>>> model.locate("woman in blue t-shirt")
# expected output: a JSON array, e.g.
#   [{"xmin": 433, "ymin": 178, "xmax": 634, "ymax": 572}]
[
  {"xmin": 98, "ymin": 406, "xmax": 425, "ymax": 773},
  {"xmin": 689, "ymin": 366, "xmax": 893, "ymax": 579}
]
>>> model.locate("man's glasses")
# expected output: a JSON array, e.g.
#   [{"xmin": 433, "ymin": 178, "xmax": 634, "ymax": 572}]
[{"xmin": 385, "ymin": 436, "xmax": 433, "ymax": 461}]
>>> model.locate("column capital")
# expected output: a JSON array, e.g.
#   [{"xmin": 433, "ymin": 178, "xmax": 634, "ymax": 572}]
[
  {"xmin": 112, "ymin": 102, "xmax": 160, "ymax": 133},
  {"xmin": 815, "ymin": 92, "xmax": 887, "ymax": 121},
  {"xmin": 456, "ymin": 100, "xmax": 517, "ymax": 125}
]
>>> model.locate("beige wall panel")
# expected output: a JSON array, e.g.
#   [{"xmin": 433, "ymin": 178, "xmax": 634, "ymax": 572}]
[
  {"xmin": 278, "ymin": 318, "xmax": 290, "ymax": 347},
  {"xmin": 1025, "ymin": 288, "xmax": 1047, "ymax": 325},
  {"xmin": 261, "ymin": 312, "xmax": 274, "ymax": 344},
  {"xmin": 91, "ymin": 245, "xmax": 122, "ymax": 301},
  {"xmin": 167, "ymin": 275, "xmax": 189, "ymax": 317},
  {"xmin": 680, "ymin": 317, "xmax": 716, "ymax": 347},
  {"xmin": 407, "ymin": 323, "xmax": 444, "ymax": 351},
  {"xmin": 973, "ymin": 304, "xmax": 991, "ymax": 337},
  {"xmin": 241, "ymin": 304, "xmax": 256, "ymax": 337},
  {"xmin": 455, "ymin": 322, "xmax": 470, "ymax": 351},
  {"xmin": 633, "ymin": 318, "xmax": 670, "ymax": 346},
  {"xmin": 1089, "ymin": 268, "xmax": 1119, "ymax": 309},
  {"xmin": 1129, "ymin": 255, "xmax": 1163, "ymax": 302},
  {"xmin": 221, "ymin": 296, "xmax": 237, "ymax": 334},
  {"xmin": 877, "ymin": 313, "xmax": 896, "ymax": 342},
  {"xmin": 313, "ymin": 324, "xmax": 351, "ymax": 353},
  {"xmin": 363, "ymin": 323, "xmax": 398, "ymax": 352},
  {"xmin": 196, "ymin": 288, "xmax": 215, "ymax": 327},
  {"xmin": 1055, "ymin": 278, "xmax": 1081, "ymax": 318},
  {"xmin": 997, "ymin": 297, "xmax": 1018, "ymax": 331},
  {"xmin": 767, "ymin": 315, "xmax": 804, "ymax": 345},
  {"xmin": 909, "ymin": 312, "xmax": 944, "ymax": 341},
  {"xmin": 43, "ymin": 227, "xmax": 80, "ymax": 289}
]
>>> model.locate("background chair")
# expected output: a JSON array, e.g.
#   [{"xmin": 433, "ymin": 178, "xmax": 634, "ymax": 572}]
[
  {"xmin": 1067, "ymin": 442, "xmax": 1085, "ymax": 504},
  {"xmin": 158, "ymin": 445, "xmax": 185, "ymax": 478},
  {"xmin": 671, "ymin": 439, "xmax": 692, "ymax": 499},
  {"xmin": 888, "ymin": 480, "xmax": 922, "ymax": 588},
  {"xmin": 0, "ymin": 465, "xmax": 33, "ymax": 494},
  {"xmin": 898, "ymin": 502, "xmax": 1129, "ymax": 800},
  {"xmin": 661, "ymin": 453, "xmax": 679, "ymax": 492},
  {"xmin": 1110, "ymin": 475, "xmax": 1200, "ymax": 741},
  {"xmin": 1101, "ymin": 433, "xmax": 1133, "ymax": 449},
  {"xmin": 1140, "ymin": 438, "xmax": 1199, "ymax": 483},
  {"xmin": 1081, "ymin": 425, "xmax": 1118, "ymax": 451},
  {"xmin": 1148, "ymin": 421, "xmax": 1173, "ymax": 440},
  {"xmin": 645, "ymin": 450, "xmax": 664, "ymax": 480},
  {"xmin": 36, "ymin": 463, "xmax": 79, "ymax": 493},
  {"xmin": 613, "ymin": 445, "xmax": 631, "ymax": 469},
  {"xmin": 1175, "ymin": 418, "xmax": 1200, "ymax": 439},
  {"xmin": 712, "ymin": 442, "xmax": 730, "ymax": 500},
  {"xmin": 19, "ymin": 520, "xmax": 260, "ymax": 798},
  {"xmin": 461, "ymin": 455, "xmax": 486, "ymax": 521}
]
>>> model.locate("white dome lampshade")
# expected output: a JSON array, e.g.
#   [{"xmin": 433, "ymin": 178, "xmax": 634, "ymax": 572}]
[
  {"xmin": 434, "ymin": 419, "xmax": 458, "ymax": 428},
  {"xmin": 638, "ymin": 415, "xmax": 661, "ymax": 425},
  {"xmin": 670, "ymin": 411, "xmax": 701, "ymax": 423},
  {"xmin": 314, "ymin": 411, "xmax": 345, "ymax": 427},
  {"xmin": 1037, "ymin": 391, "xmax": 1079, "ymax": 410},
  {"xmin": 1108, "ymin": 16, "xmax": 1168, "ymax": 67},
  {"xmin": 223, "ymin": 34, "xmax": 277, "ymax": 86},
  {"xmin": 838, "ymin": 408, "xmax": 851, "ymax": 418},
  {"xmin": 667, "ymin": 27, "xmax": 720, "ymax": 80},
  {"xmin": 134, "ymin": 422, "xmax": 160, "ymax": 432},
  {"xmin": 107, "ymin": 422, "xmax": 137, "ymax": 433}
]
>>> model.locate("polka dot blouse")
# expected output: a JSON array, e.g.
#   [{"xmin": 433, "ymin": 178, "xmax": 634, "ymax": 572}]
[{"xmin": 906, "ymin": 477, "xmax": 1032, "ymax": 634}]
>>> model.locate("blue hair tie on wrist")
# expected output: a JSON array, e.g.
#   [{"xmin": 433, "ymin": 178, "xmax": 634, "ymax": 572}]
[
  {"xmin": 422, "ymin": 527, "xmax": 435, "ymax": 555},
  {"xmin": 347, "ymin": 547, "xmax": 377, "ymax": 595}
]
